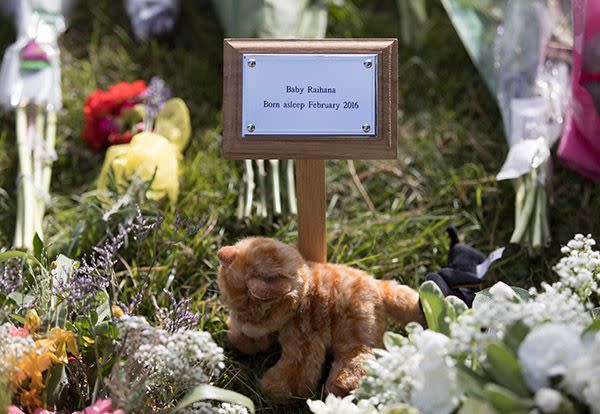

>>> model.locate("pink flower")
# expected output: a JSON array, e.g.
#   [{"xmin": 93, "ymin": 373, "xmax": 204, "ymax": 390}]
[
  {"xmin": 73, "ymin": 399, "xmax": 124, "ymax": 414},
  {"xmin": 9, "ymin": 325, "xmax": 30, "ymax": 337},
  {"xmin": 8, "ymin": 406, "xmax": 26, "ymax": 414},
  {"xmin": 33, "ymin": 409, "xmax": 55, "ymax": 414}
]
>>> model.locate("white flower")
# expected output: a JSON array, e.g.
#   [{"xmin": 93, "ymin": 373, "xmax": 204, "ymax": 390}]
[
  {"xmin": 555, "ymin": 234, "xmax": 600, "ymax": 300},
  {"xmin": 118, "ymin": 316, "xmax": 225, "ymax": 388},
  {"xmin": 307, "ymin": 395, "xmax": 377, "ymax": 414},
  {"xmin": 535, "ymin": 388, "xmax": 563, "ymax": 413},
  {"xmin": 489, "ymin": 282, "xmax": 519, "ymax": 301},
  {"xmin": 518, "ymin": 323, "xmax": 584, "ymax": 391},
  {"xmin": 356, "ymin": 325, "xmax": 460, "ymax": 414},
  {"xmin": 183, "ymin": 402, "xmax": 249, "ymax": 414},
  {"xmin": 410, "ymin": 330, "xmax": 461, "ymax": 414},
  {"xmin": 449, "ymin": 282, "xmax": 591, "ymax": 361},
  {"xmin": 564, "ymin": 332, "xmax": 600, "ymax": 414}
]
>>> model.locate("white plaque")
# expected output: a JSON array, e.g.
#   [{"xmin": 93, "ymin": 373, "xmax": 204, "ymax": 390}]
[{"xmin": 242, "ymin": 54, "xmax": 377, "ymax": 136}]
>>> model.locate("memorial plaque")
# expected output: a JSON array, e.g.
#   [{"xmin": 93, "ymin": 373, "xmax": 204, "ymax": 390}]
[
  {"xmin": 242, "ymin": 54, "xmax": 377, "ymax": 136},
  {"xmin": 223, "ymin": 39, "xmax": 398, "ymax": 159}
]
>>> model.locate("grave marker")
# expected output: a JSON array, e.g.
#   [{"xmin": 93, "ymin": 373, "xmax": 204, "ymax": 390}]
[{"xmin": 223, "ymin": 39, "xmax": 398, "ymax": 262}]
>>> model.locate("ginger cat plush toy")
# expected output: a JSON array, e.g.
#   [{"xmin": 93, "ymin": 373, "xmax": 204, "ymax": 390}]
[{"xmin": 217, "ymin": 237, "xmax": 425, "ymax": 401}]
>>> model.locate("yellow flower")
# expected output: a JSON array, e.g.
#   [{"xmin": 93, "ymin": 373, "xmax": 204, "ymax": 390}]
[
  {"xmin": 46, "ymin": 327, "xmax": 77, "ymax": 364},
  {"xmin": 112, "ymin": 305, "xmax": 125, "ymax": 318},
  {"xmin": 13, "ymin": 340, "xmax": 58, "ymax": 388},
  {"xmin": 25, "ymin": 309, "xmax": 41, "ymax": 331},
  {"xmin": 98, "ymin": 132, "xmax": 180, "ymax": 203}
]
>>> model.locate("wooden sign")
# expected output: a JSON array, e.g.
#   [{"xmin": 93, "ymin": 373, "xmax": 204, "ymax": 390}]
[{"xmin": 222, "ymin": 39, "xmax": 398, "ymax": 262}]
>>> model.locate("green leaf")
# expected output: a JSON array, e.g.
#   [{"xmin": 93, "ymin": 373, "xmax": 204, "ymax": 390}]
[
  {"xmin": 458, "ymin": 397, "xmax": 499, "ymax": 414},
  {"xmin": 511, "ymin": 287, "xmax": 532, "ymax": 302},
  {"xmin": 592, "ymin": 307, "xmax": 600, "ymax": 320},
  {"xmin": 45, "ymin": 365, "xmax": 66, "ymax": 405},
  {"xmin": 484, "ymin": 343, "xmax": 530, "ymax": 398},
  {"xmin": 172, "ymin": 384, "xmax": 255, "ymax": 413},
  {"xmin": 502, "ymin": 321, "xmax": 530, "ymax": 354},
  {"xmin": 95, "ymin": 290, "xmax": 111, "ymax": 325},
  {"xmin": 9, "ymin": 314, "xmax": 27, "ymax": 325},
  {"xmin": 456, "ymin": 363, "xmax": 488, "ymax": 400},
  {"xmin": 446, "ymin": 295, "xmax": 468, "ymax": 317},
  {"xmin": 33, "ymin": 233, "xmax": 44, "ymax": 261},
  {"xmin": 484, "ymin": 384, "xmax": 533, "ymax": 414},
  {"xmin": 472, "ymin": 289, "xmax": 494, "ymax": 311},
  {"xmin": 473, "ymin": 286, "xmax": 531, "ymax": 310},
  {"xmin": 383, "ymin": 331, "xmax": 406, "ymax": 350},
  {"xmin": 0, "ymin": 250, "xmax": 40, "ymax": 266},
  {"xmin": 7, "ymin": 292, "xmax": 36, "ymax": 308},
  {"xmin": 419, "ymin": 281, "xmax": 450, "ymax": 335},
  {"xmin": 582, "ymin": 319, "xmax": 600, "ymax": 339},
  {"xmin": 380, "ymin": 403, "xmax": 420, "ymax": 414}
]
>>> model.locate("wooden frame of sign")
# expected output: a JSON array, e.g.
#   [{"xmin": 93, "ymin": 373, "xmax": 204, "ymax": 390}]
[
  {"xmin": 222, "ymin": 38, "xmax": 398, "ymax": 263},
  {"xmin": 223, "ymin": 38, "xmax": 397, "ymax": 159}
]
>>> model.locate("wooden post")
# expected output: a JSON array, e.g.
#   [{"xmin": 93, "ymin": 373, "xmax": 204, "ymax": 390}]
[{"xmin": 296, "ymin": 159, "xmax": 326, "ymax": 263}]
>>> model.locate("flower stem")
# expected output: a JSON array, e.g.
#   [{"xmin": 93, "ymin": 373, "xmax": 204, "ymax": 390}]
[
  {"xmin": 270, "ymin": 159, "xmax": 282, "ymax": 215},
  {"xmin": 286, "ymin": 160, "xmax": 297, "ymax": 215}
]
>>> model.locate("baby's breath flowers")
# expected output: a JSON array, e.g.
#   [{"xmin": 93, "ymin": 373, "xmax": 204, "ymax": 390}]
[
  {"xmin": 555, "ymin": 234, "xmax": 600, "ymax": 300},
  {"xmin": 118, "ymin": 315, "xmax": 225, "ymax": 389},
  {"xmin": 356, "ymin": 325, "xmax": 461, "ymax": 414}
]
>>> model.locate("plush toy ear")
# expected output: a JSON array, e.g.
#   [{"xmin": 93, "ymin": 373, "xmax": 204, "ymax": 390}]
[
  {"xmin": 217, "ymin": 246, "xmax": 237, "ymax": 266},
  {"xmin": 246, "ymin": 277, "xmax": 293, "ymax": 300}
]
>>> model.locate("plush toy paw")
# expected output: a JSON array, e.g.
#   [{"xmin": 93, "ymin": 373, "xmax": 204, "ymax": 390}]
[{"xmin": 325, "ymin": 360, "xmax": 366, "ymax": 397}]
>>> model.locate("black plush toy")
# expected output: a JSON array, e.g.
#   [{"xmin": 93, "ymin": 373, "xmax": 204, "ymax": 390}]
[{"xmin": 425, "ymin": 227, "xmax": 487, "ymax": 307}]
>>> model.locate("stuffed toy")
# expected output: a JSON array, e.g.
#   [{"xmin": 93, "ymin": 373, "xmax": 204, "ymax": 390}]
[
  {"xmin": 424, "ymin": 226, "xmax": 487, "ymax": 307},
  {"xmin": 217, "ymin": 237, "xmax": 424, "ymax": 402}
]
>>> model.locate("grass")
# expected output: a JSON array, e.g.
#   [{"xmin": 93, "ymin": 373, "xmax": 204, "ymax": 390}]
[{"xmin": 1, "ymin": 0, "xmax": 599, "ymax": 412}]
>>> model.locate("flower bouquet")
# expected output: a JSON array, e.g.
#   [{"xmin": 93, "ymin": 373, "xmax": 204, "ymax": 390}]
[
  {"xmin": 82, "ymin": 77, "xmax": 191, "ymax": 204},
  {"xmin": 0, "ymin": 208, "xmax": 253, "ymax": 413},
  {"xmin": 558, "ymin": 0, "xmax": 600, "ymax": 180},
  {"xmin": 441, "ymin": 0, "xmax": 572, "ymax": 252},
  {"xmin": 0, "ymin": 0, "xmax": 73, "ymax": 250},
  {"xmin": 309, "ymin": 234, "xmax": 600, "ymax": 414}
]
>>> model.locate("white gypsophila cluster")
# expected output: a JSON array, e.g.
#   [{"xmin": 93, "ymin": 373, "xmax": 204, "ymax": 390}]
[
  {"xmin": 0, "ymin": 323, "xmax": 34, "ymax": 374},
  {"xmin": 449, "ymin": 281, "xmax": 592, "ymax": 359},
  {"xmin": 118, "ymin": 315, "xmax": 225, "ymax": 388},
  {"xmin": 564, "ymin": 332, "xmax": 600, "ymax": 414},
  {"xmin": 182, "ymin": 402, "xmax": 249, "ymax": 414},
  {"xmin": 517, "ymin": 323, "xmax": 584, "ymax": 391},
  {"xmin": 554, "ymin": 234, "xmax": 600, "ymax": 300},
  {"xmin": 357, "ymin": 325, "xmax": 460, "ymax": 414},
  {"xmin": 307, "ymin": 395, "xmax": 378, "ymax": 414}
]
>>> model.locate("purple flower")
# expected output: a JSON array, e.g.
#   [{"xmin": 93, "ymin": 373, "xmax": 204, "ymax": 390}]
[
  {"xmin": 141, "ymin": 77, "xmax": 172, "ymax": 118},
  {"xmin": 53, "ymin": 207, "xmax": 163, "ymax": 313},
  {"xmin": 157, "ymin": 289, "xmax": 200, "ymax": 332},
  {"xmin": 0, "ymin": 259, "xmax": 23, "ymax": 294}
]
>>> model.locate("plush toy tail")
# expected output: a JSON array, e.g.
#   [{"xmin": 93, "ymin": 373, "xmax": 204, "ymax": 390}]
[
  {"xmin": 447, "ymin": 226, "xmax": 460, "ymax": 246},
  {"xmin": 379, "ymin": 280, "xmax": 426, "ymax": 327}
]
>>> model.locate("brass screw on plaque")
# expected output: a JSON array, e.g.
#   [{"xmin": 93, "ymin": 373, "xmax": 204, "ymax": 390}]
[
  {"xmin": 362, "ymin": 123, "xmax": 371, "ymax": 133},
  {"xmin": 363, "ymin": 59, "xmax": 372, "ymax": 69},
  {"xmin": 247, "ymin": 123, "xmax": 256, "ymax": 132},
  {"xmin": 248, "ymin": 59, "xmax": 256, "ymax": 68}
]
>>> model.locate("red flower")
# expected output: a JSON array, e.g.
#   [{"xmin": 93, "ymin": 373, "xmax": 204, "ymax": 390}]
[{"xmin": 82, "ymin": 80, "xmax": 147, "ymax": 151}]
